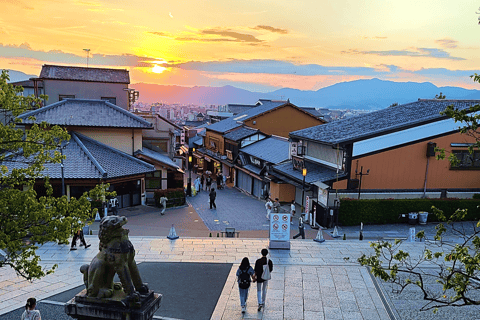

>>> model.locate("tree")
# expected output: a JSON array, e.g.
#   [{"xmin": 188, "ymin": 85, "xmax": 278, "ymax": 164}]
[
  {"xmin": 358, "ymin": 74, "xmax": 480, "ymax": 311},
  {"xmin": 435, "ymin": 92, "xmax": 446, "ymax": 99},
  {"xmin": 0, "ymin": 70, "xmax": 99, "ymax": 280},
  {"xmin": 388, "ymin": 102, "xmax": 399, "ymax": 108}
]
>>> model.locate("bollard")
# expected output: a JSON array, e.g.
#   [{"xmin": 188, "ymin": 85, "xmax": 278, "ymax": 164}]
[
  {"xmin": 343, "ymin": 234, "xmax": 346, "ymax": 240},
  {"xmin": 209, "ymin": 233, "xmax": 212, "ymax": 237},
  {"xmin": 408, "ymin": 227, "xmax": 416, "ymax": 242},
  {"xmin": 217, "ymin": 233, "xmax": 219, "ymax": 237}
]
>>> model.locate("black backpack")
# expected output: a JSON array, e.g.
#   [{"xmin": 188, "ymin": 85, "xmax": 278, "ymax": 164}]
[{"xmin": 238, "ymin": 269, "xmax": 251, "ymax": 289}]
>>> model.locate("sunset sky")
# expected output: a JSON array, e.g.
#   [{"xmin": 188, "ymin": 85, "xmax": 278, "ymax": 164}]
[{"xmin": 1, "ymin": 0, "xmax": 480, "ymax": 92}]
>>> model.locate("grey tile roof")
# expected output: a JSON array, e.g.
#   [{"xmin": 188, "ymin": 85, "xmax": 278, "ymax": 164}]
[
  {"xmin": 273, "ymin": 161, "xmax": 341, "ymax": 184},
  {"xmin": 134, "ymin": 148, "xmax": 179, "ymax": 169},
  {"xmin": 240, "ymin": 136, "xmax": 290, "ymax": 164},
  {"xmin": 40, "ymin": 65, "xmax": 130, "ymax": 83},
  {"xmin": 207, "ymin": 100, "xmax": 288, "ymax": 133},
  {"xmin": 242, "ymin": 164, "xmax": 262, "ymax": 175},
  {"xmin": 291, "ymin": 99, "xmax": 480, "ymax": 145},
  {"xmin": 10, "ymin": 80, "xmax": 43, "ymax": 88},
  {"xmin": 227, "ymin": 104, "xmax": 256, "ymax": 114},
  {"xmin": 223, "ymin": 126, "xmax": 259, "ymax": 141},
  {"xmin": 2, "ymin": 132, "xmax": 155, "ymax": 179},
  {"xmin": 18, "ymin": 99, "xmax": 153, "ymax": 128},
  {"xmin": 301, "ymin": 107, "xmax": 323, "ymax": 119}
]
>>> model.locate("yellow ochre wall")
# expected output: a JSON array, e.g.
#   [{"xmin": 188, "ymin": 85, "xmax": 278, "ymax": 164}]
[
  {"xmin": 270, "ymin": 181, "xmax": 296, "ymax": 202},
  {"xmin": 243, "ymin": 105, "xmax": 324, "ymax": 138},
  {"xmin": 74, "ymin": 127, "xmax": 143, "ymax": 155},
  {"xmin": 333, "ymin": 132, "xmax": 480, "ymax": 190}
]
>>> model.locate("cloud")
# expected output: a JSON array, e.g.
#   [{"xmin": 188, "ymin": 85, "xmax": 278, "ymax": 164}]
[
  {"xmin": 252, "ymin": 25, "xmax": 288, "ymax": 34},
  {"xmin": 342, "ymin": 47, "xmax": 465, "ymax": 60},
  {"xmin": 0, "ymin": 43, "xmax": 158, "ymax": 67},
  {"xmin": 363, "ymin": 36, "xmax": 387, "ymax": 40},
  {"xmin": 148, "ymin": 31, "xmax": 171, "ymax": 37},
  {"xmin": 5, "ymin": 0, "xmax": 33, "ymax": 10},
  {"xmin": 435, "ymin": 38, "xmax": 458, "ymax": 49},
  {"xmin": 201, "ymin": 29, "xmax": 263, "ymax": 43},
  {"xmin": 165, "ymin": 59, "xmax": 387, "ymax": 76},
  {"xmin": 169, "ymin": 12, "xmax": 173, "ymax": 18}
]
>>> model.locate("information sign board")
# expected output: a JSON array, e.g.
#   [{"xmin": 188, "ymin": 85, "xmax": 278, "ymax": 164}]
[{"xmin": 269, "ymin": 213, "xmax": 291, "ymax": 249}]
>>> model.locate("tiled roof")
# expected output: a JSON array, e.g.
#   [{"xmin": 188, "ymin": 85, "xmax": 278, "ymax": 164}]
[
  {"xmin": 291, "ymin": 99, "xmax": 480, "ymax": 145},
  {"xmin": 227, "ymin": 104, "xmax": 256, "ymax": 114},
  {"xmin": 240, "ymin": 136, "xmax": 289, "ymax": 164},
  {"xmin": 207, "ymin": 100, "xmax": 288, "ymax": 133},
  {"xmin": 18, "ymin": 99, "xmax": 153, "ymax": 128},
  {"xmin": 2, "ymin": 132, "xmax": 155, "ymax": 179},
  {"xmin": 242, "ymin": 164, "xmax": 262, "ymax": 175},
  {"xmin": 10, "ymin": 80, "xmax": 43, "ymax": 88},
  {"xmin": 223, "ymin": 126, "xmax": 259, "ymax": 141},
  {"xmin": 40, "ymin": 65, "xmax": 130, "ymax": 83},
  {"xmin": 134, "ymin": 148, "xmax": 179, "ymax": 169},
  {"xmin": 273, "ymin": 161, "xmax": 341, "ymax": 184},
  {"xmin": 301, "ymin": 107, "xmax": 323, "ymax": 119}
]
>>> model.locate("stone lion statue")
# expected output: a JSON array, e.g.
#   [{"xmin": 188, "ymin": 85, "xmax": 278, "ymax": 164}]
[{"xmin": 80, "ymin": 216, "xmax": 148, "ymax": 305}]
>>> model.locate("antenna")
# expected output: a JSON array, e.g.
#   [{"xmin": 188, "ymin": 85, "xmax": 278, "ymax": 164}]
[{"xmin": 83, "ymin": 49, "xmax": 91, "ymax": 67}]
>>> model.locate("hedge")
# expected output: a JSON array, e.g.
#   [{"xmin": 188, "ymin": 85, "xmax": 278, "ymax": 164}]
[
  {"xmin": 154, "ymin": 188, "xmax": 186, "ymax": 208},
  {"xmin": 339, "ymin": 198, "xmax": 480, "ymax": 226}
]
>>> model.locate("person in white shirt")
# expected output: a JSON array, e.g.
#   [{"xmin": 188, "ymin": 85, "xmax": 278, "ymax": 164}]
[
  {"xmin": 290, "ymin": 200, "xmax": 296, "ymax": 225},
  {"xmin": 265, "ymin": 198, "xmax": 273, "ymax": 220},
  {"xmin": 21, "ymin": 298, "xmax": 41, "ymax": 320}
]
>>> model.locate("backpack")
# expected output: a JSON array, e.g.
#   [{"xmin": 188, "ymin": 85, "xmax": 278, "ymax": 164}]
[
  {"xmin": 238, "ymin": 269, "xmax": 251, "ymax": 289},
  {"xmin": 261, "ymin": 260, "xmax": 271, "ymax": 281}
]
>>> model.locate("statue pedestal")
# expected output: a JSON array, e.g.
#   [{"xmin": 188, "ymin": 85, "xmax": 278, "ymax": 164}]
[{"xmin": 65, "ymin": 289, "xmax": 162, "ymax": 320}]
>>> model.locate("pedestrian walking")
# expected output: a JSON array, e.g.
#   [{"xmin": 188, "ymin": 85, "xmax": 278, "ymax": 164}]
[
  {"xmin": 273, "ymin": 198, "xmax": 280, "ymax": 213},
  {"xmin": 194, "ymin": 176, "xmax": 201, "ymax": 194},
  {"xmin": 223, "ymin": 174, "xmax": 227, "ymax": 188},
  {"xmin": 21, "ymin": 297, "xmax": 41, "ymax": 320},
  {"xmin": 209, "ymin": 188, "xmax": 217, "ymax": 209},
  {"xmin": 254, "ymin": 248, "xmax": 273, "ymax": 311},
  {"xmin": 237, "ymin": 257, "xmax": 255, "ymax": 314},
  {"xmin": 290, "ymin": 200, "xmax": 296, "ymax": 225},
  {"xmin": 109, "ymin": 197, "xmax": 118, "ymax": 216},
  {"xmin": 293, "ymin": 216, "xmax": 305, "ymax": 239},
  {"xmin": 159, "ymin": 196, "xmax": 168, "ymax": 215},
  {"xmin": 216, "ymin": 172, "xmax": 223, "ymax": 189},
  {"xmin": 70, "ymin": 229, "xmax": 90, "ymax": 251},
  {"xmin": 200, "ymin": 174, "xmax": 204, "ymax": 191},
  {"xmin": 265, "ymin": 198, "xmax": 273, "ymax": 220},
  {"xmin": 206, "ymin": 175, "xmax": 212, "ymax": 192}
]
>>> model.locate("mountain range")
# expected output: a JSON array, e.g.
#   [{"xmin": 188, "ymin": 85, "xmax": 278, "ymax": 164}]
[
  {"xmin": 132, "ymin": 79, "xmax": 480, "ymax": 110},
  {"xmin": 7, "ymin": 69, "xmax": 480, "ymax": 110}
]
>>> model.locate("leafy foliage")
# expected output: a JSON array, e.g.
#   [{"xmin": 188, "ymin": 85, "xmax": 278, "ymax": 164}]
[
  {"xmin": 0, "ymin": 70, "xmax": 100, "ymax": 280},
  {"xmin": 339, "ymin": 198, "xmax": 480, "ymax": 226}
]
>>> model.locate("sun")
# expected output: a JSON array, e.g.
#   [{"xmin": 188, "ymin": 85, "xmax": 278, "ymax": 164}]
[{"xmin": 152, "ymin": 64, "xmax": 166, "ymax": 74}]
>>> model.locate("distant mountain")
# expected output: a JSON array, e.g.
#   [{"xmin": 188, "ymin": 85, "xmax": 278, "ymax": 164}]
[
  {"xmin": 133, "ymin": 83, "xmax": 276, "ymax": 105},
  {"xmin": 134, "ymin": 78, "xmax": 480, "ymax": 110},
  {"xmin": 5, "ymin": 70, "xmax": 36, "ymax": 83},
  {"xmin": 272, "ymin": 78, "xmax": 480, "ymax": 110}
]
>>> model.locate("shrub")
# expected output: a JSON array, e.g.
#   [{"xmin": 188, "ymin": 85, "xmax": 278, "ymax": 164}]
[
  {"xmin": 339, "ymin": 198, "xmax": 480, "ymax": 226},
  {"xmin": 153, "ymin": 188, "xmax": 186, "ymax": 208}
]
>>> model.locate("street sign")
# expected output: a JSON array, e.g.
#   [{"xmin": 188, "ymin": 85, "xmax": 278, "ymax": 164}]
[{"xmin": 269, "ymin": 213, "xmax": 291, "ymax": 250}]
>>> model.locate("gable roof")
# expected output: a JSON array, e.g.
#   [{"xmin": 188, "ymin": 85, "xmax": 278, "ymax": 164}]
[
  {"xmin": 240, "ymin": 136, "xmax": 290, "ymax": 164},
  {"xmin": 18, "ymin": 99, "xmax": 153, "ymax": 128},
  {"xmin": 206, "ymin": 100, "xmax": 288, "ymax": 133},
  {"xmin": 291, "ymin": 99, "xmax": 480, "ymax": 145},
  {"xmin": 40, "ymin": 65, "xmax": 130, "ymax": 83},
  {"xmin": 2, "ymin": 132, "xmax": 155, "ymax": 179},
  {"xmin": 134, "ymin": 148, "xmax": 180, "ymax": 170},
  {"xmin": 273, "ymin": 160, "xmax": 341, "ymax": 184},
  {"xmin": 227, "ymin": 104, "xmax": 256, "ymax": 114},
  {"xmin": 223, "ymin": 126, "xmax": 260, "ymax": 141}
]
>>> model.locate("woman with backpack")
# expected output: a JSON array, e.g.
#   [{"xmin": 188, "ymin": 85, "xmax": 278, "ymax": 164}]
[{"xmin": 236, "ymin": 257, "xmax": 255, "ymax": 314}]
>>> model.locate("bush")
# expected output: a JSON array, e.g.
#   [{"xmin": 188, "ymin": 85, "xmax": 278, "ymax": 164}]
[
  {"xmin": 339, "ymin": 198, "xmax": 480, "ymax": 226},
  {"xmin": 153, "ymin": 188, "xmax": 186, "ymax": 208}
]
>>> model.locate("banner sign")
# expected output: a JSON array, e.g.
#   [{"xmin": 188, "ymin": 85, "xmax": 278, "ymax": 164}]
[
  {"xmin": 305, "ymin": 195, "xmax": 310, "ymax": 214},
  {"xmin": 270, "ymin": 213, "xmax": 291, "ymax": 242}
]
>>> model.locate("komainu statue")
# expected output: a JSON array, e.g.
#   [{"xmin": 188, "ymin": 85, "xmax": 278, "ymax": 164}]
[{"xmin": 80, "ymin": 216, "xmax": 148, "ymax": 306}]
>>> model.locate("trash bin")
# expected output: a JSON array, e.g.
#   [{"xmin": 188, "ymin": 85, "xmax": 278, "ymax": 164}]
[
  {"xmin": 418, "ymin": 212, "xmax": 428, "ymax": 225},
  {"xmin": 82, "ymin": 224, "xmax": 89, "ymax": 235},
  {"xmin": 408, "ymin": 212, "xmax": 418, "ymax": 225}
]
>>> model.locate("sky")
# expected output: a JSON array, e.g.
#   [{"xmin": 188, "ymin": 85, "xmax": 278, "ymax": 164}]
[{"xmin": 1, "ymin": 0, "xmax": 480, "ymax": 92}]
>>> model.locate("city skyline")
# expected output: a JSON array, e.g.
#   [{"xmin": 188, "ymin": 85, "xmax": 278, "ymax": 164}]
[{"xmin": 1, "ymin": 0, "xmax": 479, "ymax": 92}]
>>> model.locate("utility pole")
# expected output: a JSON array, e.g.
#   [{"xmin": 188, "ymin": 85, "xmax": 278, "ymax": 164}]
[{"xmin": 83, "ymin": 49, "xmax": 91, "ymax": 67}]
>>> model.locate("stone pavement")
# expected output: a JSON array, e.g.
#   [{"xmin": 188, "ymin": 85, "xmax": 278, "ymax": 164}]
[{"xmin": 2, "ymin": 235, "xmax": 469, "ymax": 320}]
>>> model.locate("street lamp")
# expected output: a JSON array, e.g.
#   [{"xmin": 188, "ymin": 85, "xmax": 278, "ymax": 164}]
[
  {"xmin": 355, "ymin": 166, "xmax": 370, "ymax": 199},
  {"xmin": 301, "ymin": 166, "xmax": 307, "ymax": 215},
  {"xmin": 186, "ymin": 155, "xmax": 192, "ymax": 196}
]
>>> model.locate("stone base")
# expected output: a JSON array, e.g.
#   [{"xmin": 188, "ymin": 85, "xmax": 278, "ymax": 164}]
[
  {"xmin": 65, "ymin": 289, "xmax": 162, "ymax": 320},
  {"xmin": 269, "ymin": 240, "xmax": 291, "ymax": 250}
]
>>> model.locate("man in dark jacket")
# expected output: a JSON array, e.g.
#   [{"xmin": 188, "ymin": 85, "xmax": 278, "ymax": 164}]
[
  {"xmin": 293, "ymin": 216, "xmax": 305, "ymax": 239},
  {"xmin": 209, "ymin": 188, "xmax": 216, "ymax": 209},
  {"xmin": 254, "ymin": 248, "xmax": 273, "ymax": 311}
]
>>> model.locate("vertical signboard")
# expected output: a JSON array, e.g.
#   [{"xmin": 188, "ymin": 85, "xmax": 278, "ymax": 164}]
[{"xmin": 269, "ymin": 213, "xmax": 291, "ymax": 250}]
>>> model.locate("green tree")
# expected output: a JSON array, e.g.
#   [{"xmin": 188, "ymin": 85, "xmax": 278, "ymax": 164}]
[
  {"xmin": 0, "ymin": 70, "xmax": 99, "ymax": 280},
  {"xmin": 358, "ymin": 74, "xmax": 480, "ymax": 311},
  {"xmin": 435, "ymin": 92, "xmax": 446, "ymax": 99}
]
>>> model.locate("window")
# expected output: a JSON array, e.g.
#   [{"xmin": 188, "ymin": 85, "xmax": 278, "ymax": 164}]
[
  {"xmin": 145, "ymin": 170, "xmax": 164, "ymax": 189},
  {"xmin": 59, "ymin": 94, "xmax": 75, "ymax": 101},
  {"xmin": 101, "ymin": 97, "xmax": 117, "ymax": 105},
  {"xmin": 451, "ymin": 150, "xmax": 480, "ymax": 169},
  {"xmin": 143, "ymin": 140, "xmax": 168, "ymax": 153}
]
